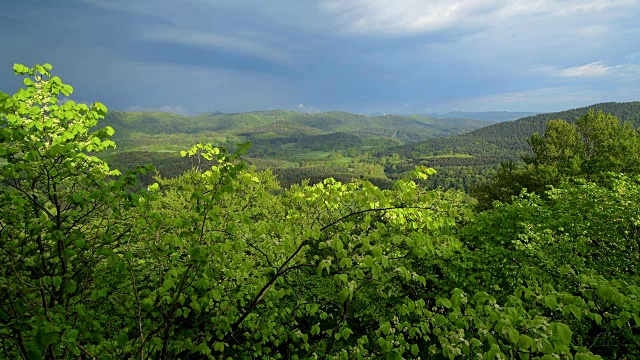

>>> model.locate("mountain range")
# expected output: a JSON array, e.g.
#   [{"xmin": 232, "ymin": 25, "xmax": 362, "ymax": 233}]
[
  {"xmin": 97, "ymin": 101, "xmax": 640, "ymax": 190},
  {"xmin": 100, "ymin": 110, "xmax": 493, "ymax": 152}
]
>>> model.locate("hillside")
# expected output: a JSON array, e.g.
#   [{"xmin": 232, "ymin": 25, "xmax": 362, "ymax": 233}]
[
  {"xmin": 97, "ymin": 109, "xmax": 492, "ymax": 188},
  {"xmin": 236, "ymin": 120, "xmax": 328, "ymax": 139},
  {"xmin": 382, "ymin": 101, "xmax": 640, "ymax": 190},
  {"xmin": 399, "ymin": 101, "xmax": 640, "ymax": 161},
  {"xmin": 102, "ymin": 110, "xmax": 492, "ymax": 145},
  {"xmin": 97, "ymin": 109, "xmax": 494, "ymax": 157}
]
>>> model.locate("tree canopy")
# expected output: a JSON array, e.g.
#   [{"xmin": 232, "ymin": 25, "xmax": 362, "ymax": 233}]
[{"xmin": 471, "ymin": 109, "xmax": 640, "ymax": 209}]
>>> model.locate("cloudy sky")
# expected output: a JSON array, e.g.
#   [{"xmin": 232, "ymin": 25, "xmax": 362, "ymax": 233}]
[{"xmin": 1, "ymin": 0, "xmax": 639, "ymax": 115}]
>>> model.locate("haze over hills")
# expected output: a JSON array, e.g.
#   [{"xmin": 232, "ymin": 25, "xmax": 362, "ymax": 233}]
[
  {"xmin": 426, "ymin": 111, "xmax": 539, "ymax": 122},
  {"xmin": 367, "ymin": 110, "xmax": 537, "ymax": 122}
]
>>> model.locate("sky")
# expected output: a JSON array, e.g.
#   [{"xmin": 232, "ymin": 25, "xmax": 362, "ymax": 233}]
[{"xmin": 1, "ymin": 0, "xmax": 639, "ymax": 115}]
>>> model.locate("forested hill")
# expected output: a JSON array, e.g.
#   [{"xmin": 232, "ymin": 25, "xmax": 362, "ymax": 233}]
[
  {"xmin": 399, "ymin": 101, "xmax": 640, "ymax": 161},
  {"xmin": 101, "ymin": 109, "xmax": 492, "ymax": 144},
  {"xmin": 96, "ymin": 109, "xmax": 494, "ymax": 188}
]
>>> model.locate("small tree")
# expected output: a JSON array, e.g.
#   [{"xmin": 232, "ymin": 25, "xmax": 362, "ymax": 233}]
[
  {"xmin": 0, "ymin": 64, "xmax": 140, "ymax": 358},
  {"xmin": 472, "ymin": 110, "xmax": 640, "ymax": 209},
  {"xmin": 525, "ymin": 119, "xmax": 583, "ymax": 176},
  {"xmin": 577, "ymin": 109, "xmax": 640, "ymax": 175}
]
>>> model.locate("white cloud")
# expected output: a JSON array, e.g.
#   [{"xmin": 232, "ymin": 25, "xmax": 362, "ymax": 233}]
[
  {"xmin": 319, "ymin": 0, "xmax": 639, "ymax": 36},
  {"xmin": 532, "ymin": 61, "xmax": 640, "ymax": 79},
  {"xmin": 295, "ymin": 103, "xmax": 321, "ymax": 113},
  {"xmin": 556, "ymin": 62, "xmax": 612, "ymax": 78},
  {"xmin": 139, "ymin": 28, "xmax": 289, "ymax": 64}
]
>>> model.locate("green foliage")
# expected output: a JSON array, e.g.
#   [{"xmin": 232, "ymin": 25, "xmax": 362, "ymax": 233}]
[
  {"xmin": 526, "ymin": 119, "xmax": 583, "ymax": 174},
  {"xmin": 1, "ymin": 63, "xmax": 637, "ymax": 359},
  {"xmin": 472, "ymin": 109, "xmax": 640, "ymax": 209},
  {"xmin": 0, "ymin": 63, "xmax": 150, "ymax": 359},
  {"xmin": 444, "ymin": 176, "xmax": 640, "ymax": 358}
]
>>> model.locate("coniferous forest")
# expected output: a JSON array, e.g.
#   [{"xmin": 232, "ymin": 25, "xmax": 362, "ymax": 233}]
[{"xmin": 1, "ymin": 65, "xmax": 639, "ymax": 359}]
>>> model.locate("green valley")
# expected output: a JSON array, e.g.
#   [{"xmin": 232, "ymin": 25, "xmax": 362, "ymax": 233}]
[
  {"xmin": 98, "ymin": 102, "xmax": 640, "ymax": 192},
  {"xmin": 98, "ymin": 108, "xmax": 494, "ymax": 188}
]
